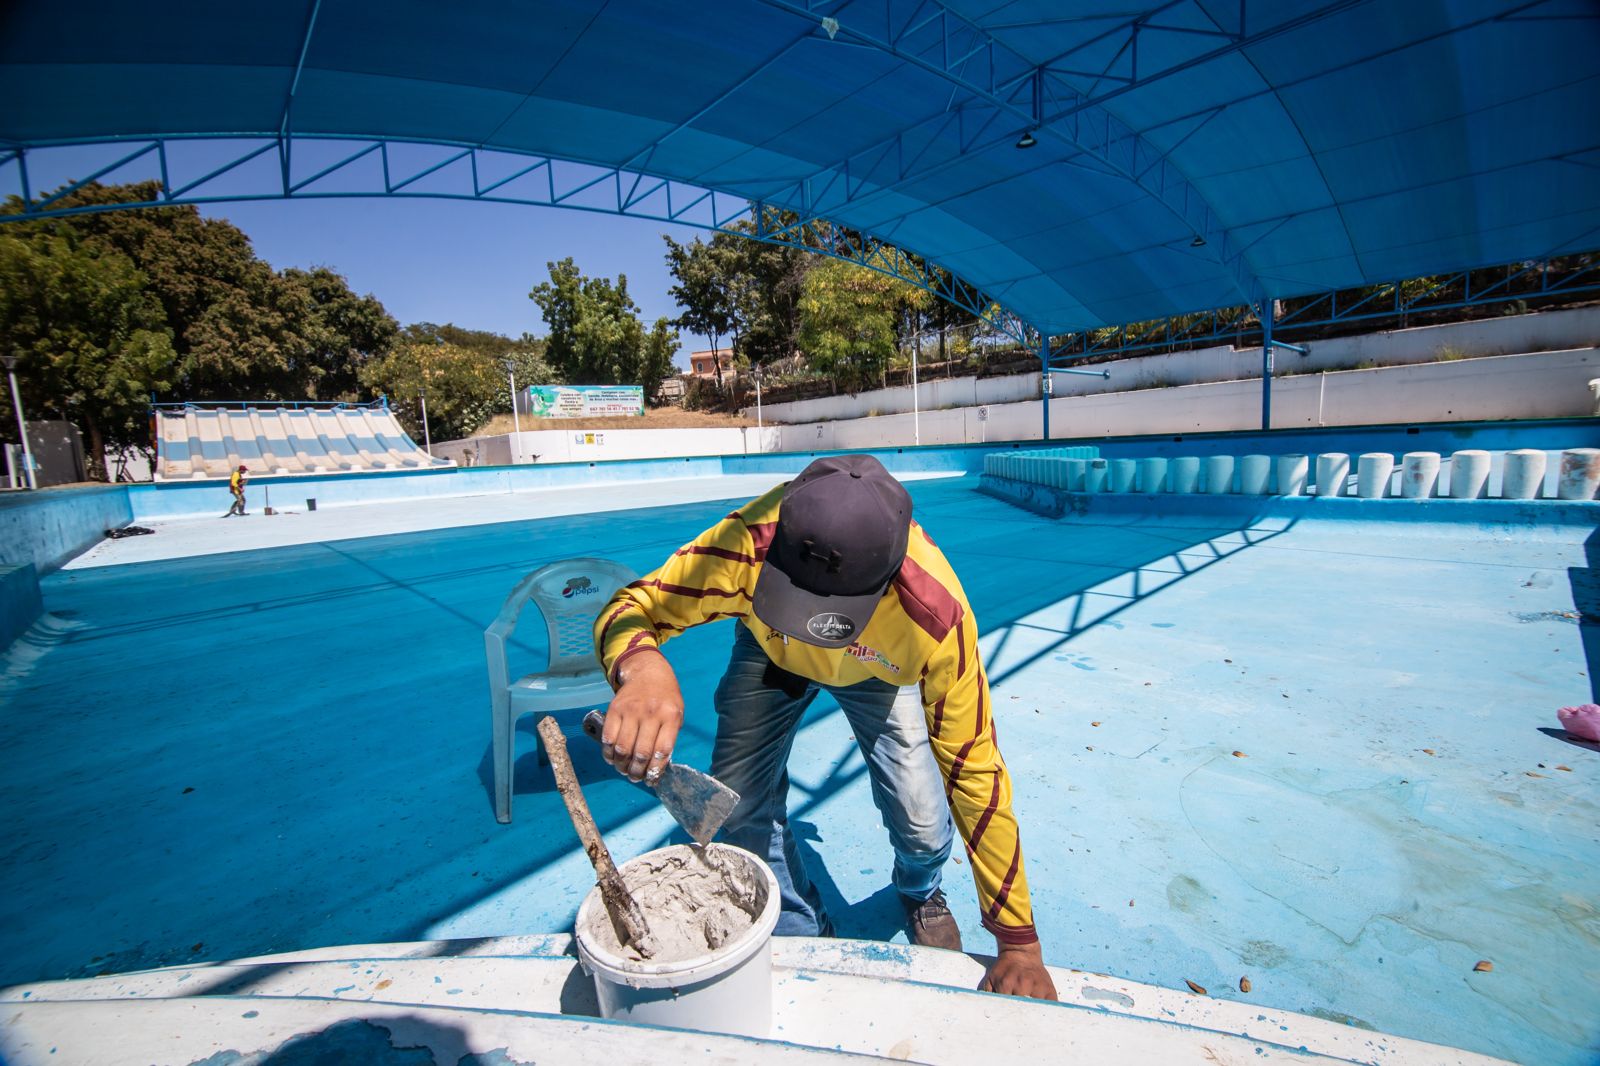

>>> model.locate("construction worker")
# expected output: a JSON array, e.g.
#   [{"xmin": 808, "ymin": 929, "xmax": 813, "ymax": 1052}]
[
  {"xmin": 593, "ymin": 454, "xmax": 1055, "ymax": 1001},
  {"xmin": 225, "ymin": 464, "xmax": 248, "ymax": 517}
]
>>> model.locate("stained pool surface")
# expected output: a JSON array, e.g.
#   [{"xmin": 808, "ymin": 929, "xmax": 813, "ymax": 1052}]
[{"xmin": 1, "ymin": 473, "xmax": 1596, "ymax": 1065}]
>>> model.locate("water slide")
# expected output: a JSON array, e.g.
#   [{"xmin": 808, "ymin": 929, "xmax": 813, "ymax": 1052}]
[{"xmin": 154, "ymin": 403, "xmax": 452, "ymax": 481}]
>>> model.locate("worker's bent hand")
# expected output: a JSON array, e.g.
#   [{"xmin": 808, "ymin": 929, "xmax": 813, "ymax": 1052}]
[
  {"xmin": 979, "ymin": 939, "xmax": 1057, "ymax": 1001},
  {"xmin": 602, "ymin": 649, "xmax": 684, "ymax": 784}
]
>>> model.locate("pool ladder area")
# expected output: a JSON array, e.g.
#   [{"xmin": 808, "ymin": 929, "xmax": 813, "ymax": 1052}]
[{"xmin": 983, "ymin": 447, "xmax": 1600, "ymax": 500}]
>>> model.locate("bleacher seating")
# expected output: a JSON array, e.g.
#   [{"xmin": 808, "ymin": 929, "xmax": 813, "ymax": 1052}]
[{"xmin": 154, "ymin": 401, "xmax": 454, "ymax": 481}]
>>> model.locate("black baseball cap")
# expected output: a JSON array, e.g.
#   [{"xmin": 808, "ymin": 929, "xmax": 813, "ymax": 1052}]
[{"xmin": 752, "ymin": 454, "xmax": 912, "ymax": 648}]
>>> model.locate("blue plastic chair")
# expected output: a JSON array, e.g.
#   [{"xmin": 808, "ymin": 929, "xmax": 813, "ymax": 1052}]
[{"xmin": 483, "ymin": 557, "xmax": 637, "ymax": 823}]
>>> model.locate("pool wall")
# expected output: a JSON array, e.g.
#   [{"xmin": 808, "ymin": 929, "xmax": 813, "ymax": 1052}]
[{"xmin": 5, "ymin": 419, "xmax": 1597, "ymax": 574}]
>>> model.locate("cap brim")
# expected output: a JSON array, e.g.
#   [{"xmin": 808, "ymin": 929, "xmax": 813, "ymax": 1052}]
[{"xmin": 752, "ymin": 561, "xmax": 886, "ymax": 649}]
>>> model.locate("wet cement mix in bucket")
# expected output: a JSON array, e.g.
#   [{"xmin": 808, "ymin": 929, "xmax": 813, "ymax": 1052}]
[{"xmin": 588, "ymin": 846, "xmax": 766, "ymax": 963}]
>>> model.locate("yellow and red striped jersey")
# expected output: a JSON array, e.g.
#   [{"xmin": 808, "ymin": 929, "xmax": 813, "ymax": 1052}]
[{"xmin": 595, "ymin": 483, "xmax": 1036, "ymax": 944}]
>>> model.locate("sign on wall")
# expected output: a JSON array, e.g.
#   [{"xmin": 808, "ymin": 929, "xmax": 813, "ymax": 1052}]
[{"xmin": 526, "ymin": 385, "xmax": 644, "ymax": 418}]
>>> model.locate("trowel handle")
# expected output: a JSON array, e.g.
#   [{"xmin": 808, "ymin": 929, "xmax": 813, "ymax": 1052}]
[{"xmin": 582, "ymin": 710, "xmax": 606, "ymax": 744}]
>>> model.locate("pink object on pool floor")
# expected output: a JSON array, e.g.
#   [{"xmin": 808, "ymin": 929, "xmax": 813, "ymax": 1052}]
[{"xmin": 1556, "ymin": 704, "xmax": 1600, "ymax": 742}]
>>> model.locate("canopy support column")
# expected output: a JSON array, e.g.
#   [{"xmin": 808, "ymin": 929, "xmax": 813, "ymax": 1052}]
[
  {"xmin": 1260, "ymin": 303, "xmax": 1274, "ymax": 431},
  {"xmin": 1040, "ymin": 331, "xmax": 1051, "ymax": 441}
]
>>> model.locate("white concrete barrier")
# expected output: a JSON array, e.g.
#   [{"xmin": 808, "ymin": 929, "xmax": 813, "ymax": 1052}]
[
  {"xmin": 1277, "ymin": 454, "xmax": 1309, "ymax": 496},
  {"xmin": 1110, "ymin": 459, "xmax": 1138, "ymax": 493},
  {"xmin": 1169, "ymin": 457, "xmax": 1201, "ymax": 494},
  {"xmin": 1501, "ymin": 449, "xmax": 1546, "ymax": 500},
  {"xmin": 1204, "ymin": 455, "xmax": 1235, "ymax": 495},
  {"xmin": 1402, "ymin": 452, "xmax": 1441, "ymax": 498},
  {"xmin": 1137, "ymin": 457, "xmax": 1169, "ymax": 494},
  {"xmin": 1357, "ymin": 453, "xmax": 1394, "ymax": 498},
  {"xmin": 1316, "ymin": 453, "xmax": 1350, "ymax": 497},
  {"xmin": 1239, "ymin": 455, "xmax": 1272, "ymax": 495},
  {"xmin": 1558, "ymin": 448, "xmax": 1600, "ymax": 500},
  {"xmin": 1449, "ymin": 450, "xmax": 1491, "ymax": 499},
  {"xmin": 1085, "ymin": 458, "xmax": 1109, "ymax": 493}
]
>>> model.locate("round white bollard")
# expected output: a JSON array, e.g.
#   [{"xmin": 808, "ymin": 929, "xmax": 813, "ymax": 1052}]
[
  {"xmin": 1137, "ymin": 456, "xmax": 1169, "ymax": 494},
  {"xmin": 1064, "ymin": 458, "xmax": 1087, "ymax": 492},
  {"xmin": 1044, "ymin": 458, "xmax": 1066, "ymax": 489},
  {"xmin": 1238, "ymin": 454, "xmax": 1272, "ymax": 495},
  {"xmin": 1110, "ymin": 458, "xmax": 1138, "ymax": 493},
  {"xmin": 1315, "ymin": 453, "xmax": 1350, "ymax": 497},
  {"xmin": 1085, "ymin": 458, "xmax": 1109, "ymax": 493},
  {"xmin": 1276, "ymin": 454, "xmax": 1309, "ymax": 496},
  {"xmin": 1500, "ymin": 449, "xmax": 1546, "ymax": 500},
  {"xmin": 1169, "ymin": 456, "xmax": 1201, "ymax": 494},
  {"xmin": 1449, "ymin": 450, "xmax": 1491, "ymax": 500},
  {"xmin": 576, "ymin": 844, "xmax": 781, "ymax": 1038},
  {"xmin": 1401, "ymin": 452, "xmax": 1441, "ymax": 498},
  {"xmin": 1204, "ymin": 455, "xmax": 1235, "ymax": 495},
  {"xmin": 1558, "ymin": 448, "xmax": 1600, "ymax": 500},
  {"xmin": 1357, "ymin": 453, "xmax": 1394, "ymax": 498}
]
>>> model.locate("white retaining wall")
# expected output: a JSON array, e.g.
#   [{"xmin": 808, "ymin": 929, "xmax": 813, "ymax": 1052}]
[
  {"xmin": 436, "ymin": 344, "xmax": 1599, "ymax": 464},
  {"xmin": 769, "ymin": 348, "xmax": 1600, "ymax": 451},
  {"xmin": 434, "ymin": 426, "xmax": 784, "ymax": 466},
  {"xmin": 747, "ymin": 305, "xmax": 1600, "ymax": 425}
]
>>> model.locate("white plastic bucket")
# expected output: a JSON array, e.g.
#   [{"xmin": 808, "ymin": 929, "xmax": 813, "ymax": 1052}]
[{"xmin": 574, "ymin": 843, "xmax": 780, "ymax": 1038}]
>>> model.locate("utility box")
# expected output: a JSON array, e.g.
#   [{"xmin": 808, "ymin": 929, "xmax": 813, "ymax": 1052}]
[{"xmin": 24, "ymin": 420, "xmax": 87, "ymax": 487}]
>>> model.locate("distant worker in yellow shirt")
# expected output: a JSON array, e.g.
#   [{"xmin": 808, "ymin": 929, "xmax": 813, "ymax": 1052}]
[
  {"xmin": 593, "ymin": 454, "xmax": 1055, "ymax": 1000},
  {"xmin": 225, "ymin": 464, "xmax": 248, "ymax": 517}
]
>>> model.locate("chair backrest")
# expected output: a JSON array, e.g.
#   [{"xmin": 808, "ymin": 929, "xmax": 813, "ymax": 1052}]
[{"xmin": 489, "ymin": 557, "xmax": 639, "ymax": 677}]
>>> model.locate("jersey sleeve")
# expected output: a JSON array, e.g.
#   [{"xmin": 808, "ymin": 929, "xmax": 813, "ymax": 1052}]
[
  {"xmin": 593, "ymin": 488, "xmax": 778, "ymax": 686},
  {"xmin": 920, "ymin": 605, "xmax": 1037, "ymax": 944}
]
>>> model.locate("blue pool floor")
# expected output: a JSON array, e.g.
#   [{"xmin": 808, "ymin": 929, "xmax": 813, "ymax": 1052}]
[{"xmin": 1, "ymin": 475, "xmax": 1596, "ymax": 1065}]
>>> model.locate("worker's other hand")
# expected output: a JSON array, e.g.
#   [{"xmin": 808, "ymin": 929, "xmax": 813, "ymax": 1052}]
[
  {"xmin": 603, "ymin": 650, "xmax": 684, "ymax": 784},
  {"xmin": 979, "ymin": 939, "xmax": 1057, "ymax": 1001}
]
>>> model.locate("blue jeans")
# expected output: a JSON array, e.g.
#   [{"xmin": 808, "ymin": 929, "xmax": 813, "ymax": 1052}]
[{"xmin": 712, "ymin": 624, "xmax": 954, "ymax": 936}]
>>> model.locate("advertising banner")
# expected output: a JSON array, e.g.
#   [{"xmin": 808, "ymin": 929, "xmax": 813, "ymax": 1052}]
[{"xmin": 526, "ymin": 385, "xmax": 645, "ymax": 418}]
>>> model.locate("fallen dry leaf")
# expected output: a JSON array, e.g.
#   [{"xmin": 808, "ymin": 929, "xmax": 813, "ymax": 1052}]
[
  {"xmin": 1085, "ymin": 745, "xmax": 1095, "ymax": 751},
  {"xmin": 1092, "ymin": 721, "xmax": 1102, "ymax": 727},
  {"xmin": 1526, "ymin": 771, "xmax": 1546, "ymax": 778},
  {"xmin": 1128, "ymin": 900, "xmax": 1135, "ymax": 907},
  {"xmin": 1239, "ymin": 977, "xmax": 1251, "ymax": 994},
  {"xmin": 1185, "ymin": 979, "xmax": 1207, "ymax": 995},
  {"xmin": 1556, "ymin": 765, "xmax": 1572, "ymax": 772},
  {"xmin": 1232, "ymin": 750, "xmax": 1247, "ymax": 758},
  {"xmin": 1422, "ymin": 748, "xmax": 1436, "ymax": 756},
  {"xmin": 1473, "ymin": 960, "xmax": 1493, "ymax": 973},
  {"xmin": 375, "ymin": 979, "xmax": 392, "ymax": 990}
]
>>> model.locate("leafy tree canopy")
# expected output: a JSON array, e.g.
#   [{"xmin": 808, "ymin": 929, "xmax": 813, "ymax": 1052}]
[{"xmin": 528, "ymin": 257, "xmax": 679, "ymax": 399}]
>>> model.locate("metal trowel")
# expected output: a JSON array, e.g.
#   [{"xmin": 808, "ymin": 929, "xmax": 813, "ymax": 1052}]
[{"xmin": 581, "ymin": 711, "xmax": 740, "ymax": 845}]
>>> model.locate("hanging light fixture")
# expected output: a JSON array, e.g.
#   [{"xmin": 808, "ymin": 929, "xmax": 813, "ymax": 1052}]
[{"xmin": 1016, "ymin": 130, "xmax": 1037, "ymax": 149}]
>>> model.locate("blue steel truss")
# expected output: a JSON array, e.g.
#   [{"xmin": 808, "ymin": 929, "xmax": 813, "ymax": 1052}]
[
  {"xmin": 746, "ymin": 1, "xmax": 1375, "ymax": 312},
  {"xmin": 0, "ymin": 135, "xmax": 1031, "ymax": 343}
]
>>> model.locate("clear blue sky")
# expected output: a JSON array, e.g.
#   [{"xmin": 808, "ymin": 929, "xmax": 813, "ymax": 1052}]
[{"xmin": 21, "ymin": 146, "xmax": 716, "ymax": 369}]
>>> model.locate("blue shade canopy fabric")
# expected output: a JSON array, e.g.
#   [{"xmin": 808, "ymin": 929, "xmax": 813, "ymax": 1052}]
[{"xmin": 3, "ymin": 0, "xmax": 1598, "ymax": 335}]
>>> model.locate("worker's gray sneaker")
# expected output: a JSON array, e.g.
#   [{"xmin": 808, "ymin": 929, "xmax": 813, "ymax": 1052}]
[{"xmin": 902, "ymin": 889, "xmax": 962, "ymax": 951}]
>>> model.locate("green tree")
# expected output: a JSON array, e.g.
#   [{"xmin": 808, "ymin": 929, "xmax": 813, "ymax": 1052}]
[
  {"xmin": 0, "ymin": 227, "xmax": 178, "ymax": 479},
  {"xmin": 663, "ymin": 236, "xmax": 734, "ymax": 387},
  {"xmin": 529, "ymin": 258, "xmax": 676, "ymax": 399},
  {"xmin": 6, "ymin": 182, "xmax": 398, "ymax": 403},
  {"xmin": 281, "ymin": 266, "xmax": 399, "ymax": 401},
  {"xmin": 358, "ymin": 338, "xmax": 504, "ymax": 443},
  {"xmin": 637, "ymin": 317, "xmax": 681, "ymax": 403},
  {"xmin": 797, "ymin": 258, "xmax": 909, "ymax": 393}
]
